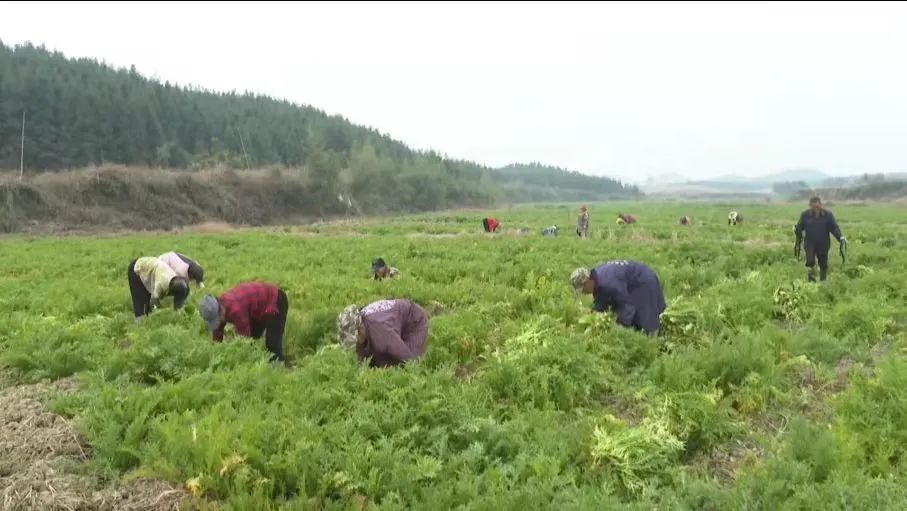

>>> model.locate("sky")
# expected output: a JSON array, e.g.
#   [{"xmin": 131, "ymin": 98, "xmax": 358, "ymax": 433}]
[{"xmin": 3, "ymin": 1, "xmax": 907, "ymax": 182}]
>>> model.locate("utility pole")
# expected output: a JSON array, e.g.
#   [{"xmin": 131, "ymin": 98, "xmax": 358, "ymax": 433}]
[
  {"xmin": 236, "ymin": 128, "xmax": 251, "ymax": 171},
  {"xmin": 19, "ymin": 110, "xmax": 26, "ymax": 180}
]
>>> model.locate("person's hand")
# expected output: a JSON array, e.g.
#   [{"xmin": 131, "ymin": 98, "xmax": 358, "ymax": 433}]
[{"xmin": 840, "ymin": 236, "xmax": 847, "ymax": 244}]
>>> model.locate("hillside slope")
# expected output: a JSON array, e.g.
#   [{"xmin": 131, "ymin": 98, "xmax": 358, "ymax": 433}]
[{"xmin": 0, "ymin": 41, "xmax": 638, "ymax": 231}]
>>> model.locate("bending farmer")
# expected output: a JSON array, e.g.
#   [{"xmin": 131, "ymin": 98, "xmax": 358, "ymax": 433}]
[
  {"xmin": 570, "ymin": 260, "xmax": 666, "ymax": 335},
  {"xmin": 482, "ymin": 217, "xmax": 500, "ymax": 233},
  {"xmin": 337, "ymin": 299, "xmax": 428, "ymax": 368},
  {"xmin": 128, "ymin": 256, "xmax": 190, "ymax": 322},
  {"xmin": 372, "ymin": 258, "xmax": 400, "ymax": 281},
  {"xmin": 199, "ymin": 282, "xmax": 289, "ymax": 362},
  {"xmin": 158, "ymin": 251, "xmax": 206, "ymax": 288}
]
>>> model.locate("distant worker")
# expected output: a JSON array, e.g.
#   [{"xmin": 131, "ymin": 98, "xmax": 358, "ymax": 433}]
[
  {"xmin": 128, "ymin": 256, "xmax": 190, "ymax": 322},
  {"xmin": 372, "ymin": 258, "xmax": 400, "ymax": 281},
  {"xmin": 794, "ymin": 196, "xmax": 847, "ymax": 282},
  {"xmin": 158, "ymin": 251, "xmax": 206, "ymax": 288},
  {"xmin": 616, "ymin": 213, "xmax": 637, "ymax": 225},
  {"xmin": 337, "ymin": 299, "xmax": 429, "ymax": 368},
  {"xmin": 482, "ymin": 217, "xmax": 500, "ymax": 233},
  {"xmin": 570, "ymin": 260, "xmax": 666, "ymax": 335},
  {"xmin": 680, "ymin": 216, "xmax": 691, "ymax": 226},
  {"xmin": 577, "ymin": 205, "xmax": 590, "ymax": 238},
  {"xmin": 542, "ymin": 225, "xmax": 560, "ymax": 237},
  {"xmin": 199, "ymin": 282, "xmax": 289, "ymax": 363},
  {"xmin": 728, "ymin": 211, "xmax": 743, "ymax": 226}
]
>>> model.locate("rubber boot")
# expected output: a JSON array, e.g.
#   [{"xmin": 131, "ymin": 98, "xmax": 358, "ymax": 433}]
[
  {"xmin": 807, "ymin": 266, "xmax": 817, "ymax": 282},
  {"xmin": 820, "ymin": 267, "xmax": 828, "ymax": 282}
]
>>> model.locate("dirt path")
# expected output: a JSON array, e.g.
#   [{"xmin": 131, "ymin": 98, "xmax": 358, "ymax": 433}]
[{"xmin": 0, "ymin": 375, "xmax": 189, "ymax": 511}]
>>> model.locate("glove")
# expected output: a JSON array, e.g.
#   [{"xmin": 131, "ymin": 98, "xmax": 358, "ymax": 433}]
[{"xmin": 840, "ymin": 236, "xmax": 847, "ymax": 244}]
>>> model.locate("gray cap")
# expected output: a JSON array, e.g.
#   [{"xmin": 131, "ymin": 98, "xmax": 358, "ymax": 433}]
[
  {"xmin": 570, "ymin": 268, "xmax": 591, "ymax": 292},
  {"xmin": 199, "ymin": 295, "xmax": 221, "ymax": 331}
]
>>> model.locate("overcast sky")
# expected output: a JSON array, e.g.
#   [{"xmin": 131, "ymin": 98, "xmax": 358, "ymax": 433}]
[{"xmin": 3, "ymin": 1, "xmax": 907, "ymax": 182}]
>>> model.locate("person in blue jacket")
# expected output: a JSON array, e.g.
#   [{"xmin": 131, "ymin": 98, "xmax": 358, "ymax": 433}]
[
  {"xmin": 794, "ymin": 196, "xmax": 846, "ymax": 282},
  {"xmin": 570, "ymin": 260, "xmax": 666, "ymax": 335}
]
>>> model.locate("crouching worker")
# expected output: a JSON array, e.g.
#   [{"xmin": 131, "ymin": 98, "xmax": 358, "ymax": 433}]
[
  {"xmin": 570, "ymin": 260, "xmax": 666, "ymax": 335},
  {"xmin": 680, "ymin": 216, "xmax": 691, "ymax": 226},
  {"xmin": 159, "ymin": 251, "xmax": 206, "ymax": 288},
  {"xmin": 482, "ymin": 217, "xmax": 500, "ymax": 233},
  {"xmin": 372, "ymin": 258, "xmax": 400, "ymax": 281},
  {"xmin": 198, "ymin": 282, "xmax": 289, "ymax": 363},
  {"xmin": 128, "ymin": 257, "xmax": 190, "ymax": 322},
  {"xmin": 616, "ymin": 213, "xmax": 637, "ymax": 225},
  {"xmin": 542, "ymin": 225, "xmax": 560, "ymax": 237},
  {"xmin": 337, "ymin": 299, "xmax": 428, "ymax": 368}
]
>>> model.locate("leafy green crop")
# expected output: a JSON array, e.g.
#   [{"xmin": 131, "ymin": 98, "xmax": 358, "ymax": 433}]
[{"xmin": 2, "ymin": 202, "xmax": 907, "ymax": 509}]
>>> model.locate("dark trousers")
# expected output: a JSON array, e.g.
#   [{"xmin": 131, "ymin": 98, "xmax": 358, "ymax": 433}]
[
  {"xmin": 250, "ymin": 289, "xmax": 288, "ymax": 362},
  {"xmin": 805, "ymin": 244, "xmax": 830, "ymax": 281},
  {"xmin": 127, "ymin": 259, "xmax": 152, "ymax": 318},
  {"xmin": 482, "ymin": 219, "xmax": 491, "ymax": 232}
]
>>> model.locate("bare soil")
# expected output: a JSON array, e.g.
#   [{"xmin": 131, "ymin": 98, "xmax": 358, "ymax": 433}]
[{"xmin": 0, "ymin": 376, "xmax": 190, "ymax": 511}]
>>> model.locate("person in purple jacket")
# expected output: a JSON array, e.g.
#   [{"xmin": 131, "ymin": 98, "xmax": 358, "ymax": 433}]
[
  {"xmin": 570, "ymin": 260, "xmax": 667, "ymax": 335},
  {"xmin": 336, "ymin": 299, "xmax": 429, "ymax": 367}
]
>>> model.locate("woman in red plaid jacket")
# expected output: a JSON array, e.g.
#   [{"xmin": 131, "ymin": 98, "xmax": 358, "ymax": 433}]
[{"xmin": 199, "ymin": 282, "xmax": 289, "ymax": 363}]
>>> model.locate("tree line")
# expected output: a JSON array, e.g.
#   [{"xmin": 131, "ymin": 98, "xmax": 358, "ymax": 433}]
[{"xmin": 0, "ymin": 41, "xmax": 639, "ymax": 214}]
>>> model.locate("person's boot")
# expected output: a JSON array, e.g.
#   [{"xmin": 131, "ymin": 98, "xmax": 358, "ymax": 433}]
[
  {"xmin": 807, "ymin": 267, "xmax": 817, "ymax": 282},
  {"xmin": 820, "ymin": 267, "xmax": 828, "ymax": 282}
]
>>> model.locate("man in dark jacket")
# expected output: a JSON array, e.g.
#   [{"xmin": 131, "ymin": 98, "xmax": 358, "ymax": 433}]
[
  {"xmin": 794, "ymin": 196, "xmax": 846, "ymax": 282},
  {"xmin": 570, "ymin": 260, "xmax": 666, "ymax": 335}
]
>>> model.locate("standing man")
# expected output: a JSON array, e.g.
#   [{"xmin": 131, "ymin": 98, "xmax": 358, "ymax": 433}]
[
  {"xmin": 795, "ymin": 196, "xmax": 846, "ymax": 282},
  {"xmin": 577, "ymin": 205, "xmax": 590, "ymax": 238},
  {"xmin": 128, "ymin": 256, "xmax": 190, "ymax": 322},
  {"xmin": 570, "ymin": 260, "xmax": 666, "ymax": 335},
  {"xmin": 336, "ymin": 299, "xmax": 429, "ymax": 368},
  {"xmin": 198, "ymin": 282, "xmax": 289, "ymax": 363}
]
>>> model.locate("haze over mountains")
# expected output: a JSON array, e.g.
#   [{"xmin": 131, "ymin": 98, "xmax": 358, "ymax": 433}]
[{"xmin": 642, "ymin": 169, "xmax": 907, "ymax": 196}]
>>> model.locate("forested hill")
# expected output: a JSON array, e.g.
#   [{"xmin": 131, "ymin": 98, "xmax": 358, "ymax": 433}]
[
  {"xmin": 495, "ymin": 163, "xmax": 641, "ymax": 201},
  {"xmin": 0, "ymin": 41, "xmax": 638, "ymax": 228}
]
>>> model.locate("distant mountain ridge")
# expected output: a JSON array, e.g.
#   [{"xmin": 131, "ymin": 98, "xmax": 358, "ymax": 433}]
[{"xmin": 644, "ymin": 169, "xmax": 833, "ymax": 195}]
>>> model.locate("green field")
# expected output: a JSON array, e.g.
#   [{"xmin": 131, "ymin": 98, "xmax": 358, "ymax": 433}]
[{"xmin": 3, "ymin": 202, "xmax": 907, "ymax": 510}]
